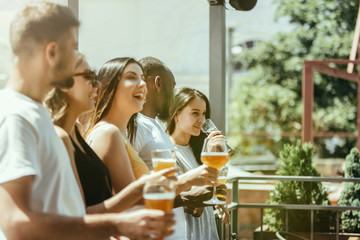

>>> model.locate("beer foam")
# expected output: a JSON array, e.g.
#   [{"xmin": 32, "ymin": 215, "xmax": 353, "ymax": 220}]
[
  {"xmin": 201, "ymin": 152, "xmax": 229, "ymax": 156},
  {"xmin": 152, "ymin": 158, "xmax": 176, "ymax": 163},
  {"xmin": 143, "ymin": 192, "xmax": 175, "ymax": 200}
]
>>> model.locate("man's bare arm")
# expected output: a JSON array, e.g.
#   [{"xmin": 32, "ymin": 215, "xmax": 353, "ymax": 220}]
[{"xmin": 0, "ymin": 176, "xmax": 174, "ymax": 240}]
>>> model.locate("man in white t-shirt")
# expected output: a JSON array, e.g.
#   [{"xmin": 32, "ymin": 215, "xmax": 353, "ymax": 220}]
[
  {"xmin": 134, "ymin": 57, "xmax": 223, "ymax": 240},
  {"xmin": 0, "ymin": 3, "xmax": 174, "ymax": 240},
  {"xmin": 134, "ymin": 57, "xmax": 176, "ymax": 169},
  {"xmin": 134, "ymin": 57, "xmax": 185, "ymax": 240}
]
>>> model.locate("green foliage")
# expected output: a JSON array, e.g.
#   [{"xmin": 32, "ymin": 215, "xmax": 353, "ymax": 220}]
[
  {"xmin": 338, "ymin": 148, "xmax": 360, "ymax": 232},
  {"xmin": 229, "ymin": 0, "xmax": 359, "ymax": 158},
  {"xmin": 264, "ymin": 141, "xmax": 331, "ymax": 232}
]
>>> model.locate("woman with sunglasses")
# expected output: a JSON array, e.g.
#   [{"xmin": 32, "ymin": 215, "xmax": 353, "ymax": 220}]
[{"xmin": 44, "ymin": 53, "xmax": 177, "ymax": 227}]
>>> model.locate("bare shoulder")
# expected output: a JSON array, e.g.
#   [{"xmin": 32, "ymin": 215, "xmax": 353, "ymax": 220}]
[
  {"xmin": 54, "ymin": 126, "xmax": 73, "ymax": 150},
  {"xmin": 90, "ymin": 122, "xmax": 125, "ymax": 149},
  {"xmin": 54, "ymin": 126, "xmax": 70, "ymax": 141}
]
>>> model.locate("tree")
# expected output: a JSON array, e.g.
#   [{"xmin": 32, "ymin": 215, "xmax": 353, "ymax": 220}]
[
  {"xmin": 229, "ymin": 0, "xmax": 359, "ymax": 158},
  {"xmin": 264, "ymin": 141, "xmax": 331, "ymax": 232},
  {"xmin": 338, "ymin": 147, "xmax": 360, "ymax": 232}
]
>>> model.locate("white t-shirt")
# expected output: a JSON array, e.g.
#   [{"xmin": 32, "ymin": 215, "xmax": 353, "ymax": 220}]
[
  {"xmin": 0, "ymin": 89, "xmax": 85, "ymax": 239},
  {"xmin": 133, "ymin": 113, "xmax": 174, "ymax": 170},
  {"xmin": 173, "ymin": 144, "xmax": 219, "ymax": 240},
  {"xmin": 133, "ymin": 113, "xmax": 185, "ymax": 240}
]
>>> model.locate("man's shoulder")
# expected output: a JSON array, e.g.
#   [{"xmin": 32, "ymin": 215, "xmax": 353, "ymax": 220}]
[
  {"xmin": 0, "ymin": 89, "xmax": 50, "ymax": 132},
  {"xmin": 136, "ymin": 114, "xmax": 157, "ymax": 131},
  {"xmin": 0, "ymin": 89, "xmax": 42, "ymax": 117}
]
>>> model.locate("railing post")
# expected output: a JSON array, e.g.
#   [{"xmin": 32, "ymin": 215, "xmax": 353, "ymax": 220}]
[
  {"xmin": 336, "ymin": 210, "xmax": 339, "ymax": 240},
  {"xmin": 231, "ymin": 180, "xmax": 239, "ymax": 238},
  {"xmin": 310, "ymin": 209, "xmax": 314, "ymax": 240},
  {"xmin": 285, "ymin": 209, "xmax": 288, "ymax": 233},
  {"xmin": 260, "ymin": 208, "xmax": 263, "ymax": 240}
]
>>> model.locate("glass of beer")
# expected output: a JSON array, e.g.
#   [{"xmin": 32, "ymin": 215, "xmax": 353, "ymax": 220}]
[
  {"xmin": 216, "ymin": 165, "xmax": 228, "ymax": 199},
  {"xmin": 201, "ymin": 137, "xmax": 229, "ymax": 205},
  {"xmin": 151, "ymin": 149, "xmax": 176, "ymax": 176},
  {"xmin": 143, "ymin": 179, "xmax": 175, "ymax": 239},
  {"xmin": 201, "ymin": 119, "xmax": 235, "ymax": 157}
]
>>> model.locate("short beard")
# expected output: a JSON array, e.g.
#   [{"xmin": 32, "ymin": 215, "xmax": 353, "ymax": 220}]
[
  {"xmin": 50, "ymin": 56, "xmax": 74, "ymax": 88},
  {"xmin": 157, "ymin": 107, "xmax": 170, "ymax": 121},
  {"xmin": 157, "ymin": 98, "xmax": 171, "ymax": 121},
  {"xmin": 51, "ymin": 75, "xmax": 74, "ymax": 88},
  {"xmin": 157, "ymin": 90, "xmax": 173, "ymax": 121}
]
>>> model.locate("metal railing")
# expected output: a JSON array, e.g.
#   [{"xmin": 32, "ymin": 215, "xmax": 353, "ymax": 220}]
[{"xmin": 216, "ymin": 175, "xmax": 360, "ymax": 240}]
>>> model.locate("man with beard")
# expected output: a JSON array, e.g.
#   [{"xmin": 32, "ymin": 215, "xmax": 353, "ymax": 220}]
[
  {"xmin": 134, "ymin": 56, "xmax": 176, "ymax": 169},
  {"xmin": 135, "ymin": 57, "xmax": 190, "ymax": 240},
  {"xmin": 0, "ymin": 3, "xmax": 174, "ymax": 240},
  {"xmin": 134, "ymin": 57, "xmax": 228, "ymax": 240}
]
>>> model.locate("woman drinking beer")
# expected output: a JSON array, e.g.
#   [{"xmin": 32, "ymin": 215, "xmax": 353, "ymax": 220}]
[
  {"xmin": 166, "ymin": 87, "xmax": 230, "ymax": 240},
  {"xmin": 84, "ymin": 58, "xmax": 220, "ymax": 240}
]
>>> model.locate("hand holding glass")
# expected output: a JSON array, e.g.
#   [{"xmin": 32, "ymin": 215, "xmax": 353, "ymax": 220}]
[
  {"xmin": 143, "ymin": 179, "xmax": 175, "ymax": 239},
  {"xmin": 201, "ymin": 119, "xmax": 235, "ymax": 156},
  {"xmin": 216, "ymin": 165, "xmax": 228, "ymax": 199},
  {"xmin": 151, "ymin": 149, "xmax": 176, "ymax": 176},
  {"xmin": 201, "ymin": 137, "xmax": 229, "ymax": 205}
]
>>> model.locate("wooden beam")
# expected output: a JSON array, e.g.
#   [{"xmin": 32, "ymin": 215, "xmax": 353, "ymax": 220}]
[
  {"xmin": 229, "ymin": 131, "xmax": 356, "ymax": 138},
  {"xmin": 306, "ymin": 59, "xmax": 360, "ymax": 65},
  {"xmin": 313, "ymin": 65, "xmax": 360, "ymax": 83},
  {"xmin": 302, "ymin": 61, "xmax": 314, "ymax": 144},
  {"xmin": 348, "ymin": 0, "xmax": 360, "ymax": 73},
  {"xmin": 357, "ymin": 83, "xmax": 360, "ymax": 150}
]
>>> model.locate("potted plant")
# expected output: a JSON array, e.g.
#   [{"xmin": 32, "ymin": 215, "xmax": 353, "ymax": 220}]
[
  {"xmin": 254, "ymin": 141, "xmax": 332, "ymax": 239},
  {"xmin": 338, "ymin": 147, "xmax": 360, "ymax": 233}
]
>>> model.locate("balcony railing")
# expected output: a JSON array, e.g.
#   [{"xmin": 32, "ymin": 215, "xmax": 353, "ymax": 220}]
[{"xmin": 216, "ymin": 175, "xmax": 360, "ymax": 240}]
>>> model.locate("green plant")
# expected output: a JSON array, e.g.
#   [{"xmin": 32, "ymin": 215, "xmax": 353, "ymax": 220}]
[
  {"xmin": 229, "ymin": 0, "xmax": 359, "ymax": 158},
  {"xmin": 264, "ymin": 141, "xmax": 331, "ymax": 232},
  {"xmin": 338, "ymin": 147, "xmax": 360, "ymax": 232}
]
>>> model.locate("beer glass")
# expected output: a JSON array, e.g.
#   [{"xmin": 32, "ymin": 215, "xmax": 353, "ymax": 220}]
[
  {"xmin": 201, "ymin": 119, "xmax": 235, "ymax": 156},
  {"xmin": 151, "ymin": 149, "xmax": 176, "ymax": 176},
  {"xmin": 201, "ymin": 137, "xmax": 229, "ymax": 205},
  {"xmin": 143, "ymin": 179, "xmax": 176, "ymax": 212},
  {"xmin": 143, "ymin": 179, "xmax": 176, "ymax": 239},
  {"xmin": 216, "ymin": 165, "xmax": 228, "ymax": 198}
]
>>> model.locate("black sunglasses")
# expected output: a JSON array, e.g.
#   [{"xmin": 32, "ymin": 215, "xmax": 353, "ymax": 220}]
[{"xmin": 74, "ymin": 70, "xmax": 99, "ymax": 87}]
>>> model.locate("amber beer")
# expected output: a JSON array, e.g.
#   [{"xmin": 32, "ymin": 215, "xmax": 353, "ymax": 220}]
[
  {"xmin": 143, "ymin": 180, "xmax": 175, "ymax": 239},
  {"xmin": 144, "ymin": 192, "xmax": 174, "ymax": 240},
  {"xmin": 152, "ymin": 158, "xmax": 176, "ymax": 176},
  {"xmin": 201, "ymin": 152, "xmax": 229, "ymax": 169},
  {"xmin": 144, "ymin": 192, "xmax": 175, "ymax": 212},
  {"xmin": 216, "ymin": 177, "xmax": 227, "ymax": 198}
]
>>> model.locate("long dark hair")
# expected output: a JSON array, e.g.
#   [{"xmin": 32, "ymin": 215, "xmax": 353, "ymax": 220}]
[
  {"xmin": 85, "ymin": 57, "xmax": 142, "ymax": 144},
  {"xmin": 166, "ymin": 87, "xmax": 211, "ymax": 165}
]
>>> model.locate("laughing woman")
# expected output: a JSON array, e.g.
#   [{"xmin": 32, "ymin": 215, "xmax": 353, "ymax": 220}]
[
  {"xmin": 44, "ymin": 54, "xmax": 175, "ymax": 215},
  {"xmin": 84, "ymin": 57, "xmax": 150, "ymax": 194},
  {"xmin": 84, "ymin": 58, "xmax": 223, "ymax": 240}
]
